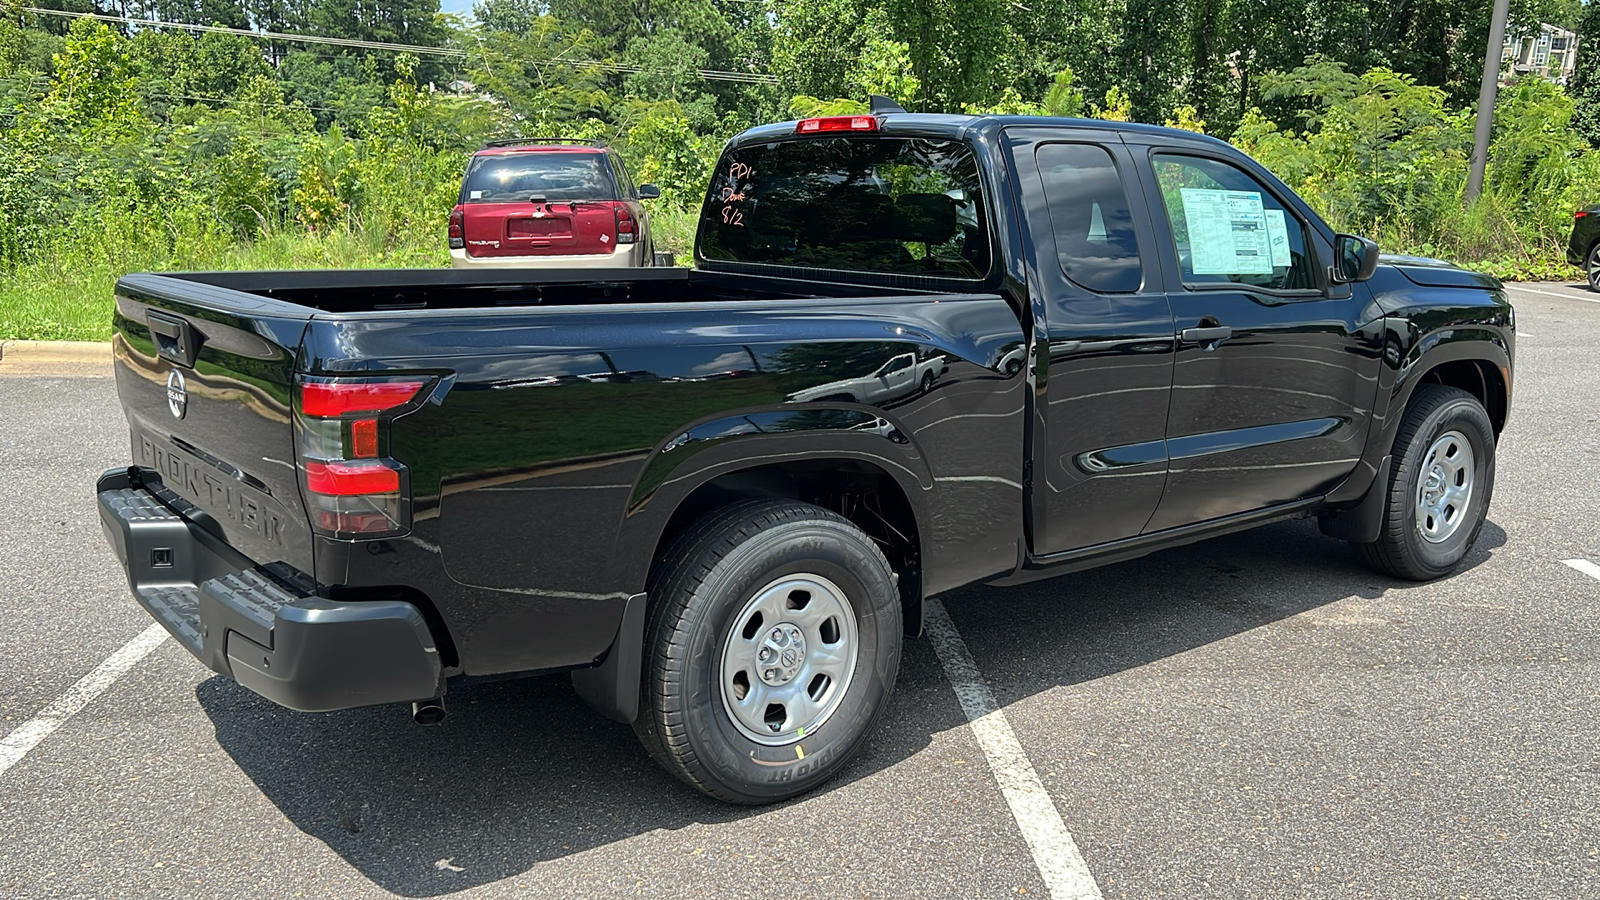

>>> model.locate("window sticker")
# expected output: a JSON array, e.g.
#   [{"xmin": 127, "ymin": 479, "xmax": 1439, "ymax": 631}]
[
  {"xmin": 1088, "ymin": 202, "xmax": 1107, "ymax": 242},
  {"xmin": 1179, "ymin": 188, "xmax": 1273, "ymax": 275},
  {"xmin": 470, "ymin": 190, "xmax": 484, "ymax": 200},
  {"xmin": 1264, "ymin": 208, "xmax": 1292, "ymax": 268}
]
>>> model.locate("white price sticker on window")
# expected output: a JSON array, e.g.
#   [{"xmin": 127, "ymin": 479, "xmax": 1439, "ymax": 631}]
[
  {"xmin": 1264, "ymin": 208, "xmax": 1292, "ymax": 267},
  {"xmin": 1179, "ymin": 188, "xmax": 1274, "ymax": 275}
]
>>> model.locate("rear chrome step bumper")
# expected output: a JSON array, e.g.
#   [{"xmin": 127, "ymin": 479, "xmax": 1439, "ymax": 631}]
[{"xmin": 96, "ymin": 467, "xmax": 442, "ymax": 712}]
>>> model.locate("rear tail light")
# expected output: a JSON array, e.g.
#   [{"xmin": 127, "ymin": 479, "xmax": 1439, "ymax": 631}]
[
  {"xmin": 796, "ymin": 116, "xmax": 878, "ymax": 134},
  {"xmin": 294, "ymin": 375, "xmax": 433, "ymax": 538},
  {"xmin": 615, "ymin": 206, "xmax": 637, "ymax": 244},
  {"xmin": 449, "ymin": 208, "xmax": 464, "ymax": 249},
  {"xmin": 304, "ymin": 460, "xmax": 401, "ymax": 495},
  {"xmin": 300, "ymin": 379, "xmax": 427, "ymax": 417},
  {"xmin": 1576, "ymin": 210, "xmax": 1591, "ymax": 219}
]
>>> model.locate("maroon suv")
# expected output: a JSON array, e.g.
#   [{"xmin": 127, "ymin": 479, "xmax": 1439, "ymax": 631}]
[{"xmin": 448, "ymin": 140, "xmax": 660, "ymax": 268}]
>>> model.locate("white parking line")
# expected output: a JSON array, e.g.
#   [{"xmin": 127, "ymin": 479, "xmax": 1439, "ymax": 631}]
[
  {"xmin": 1504, "ymin": 284, "xmax": 1600, "ymax": 303},
  {"xmin": 923, "ymin": 599, "xmax": 1102, "ymax": 900},
  {"xmin": 0, "ymin": 624, "xmax": 168, "ymax": 779},
  {"xmin": 1562, "ymin": 559, "xmax": 1600, "ymax": 582}
]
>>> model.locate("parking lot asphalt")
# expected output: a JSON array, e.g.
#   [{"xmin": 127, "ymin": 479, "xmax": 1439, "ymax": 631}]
[{"xmin": 1, "ymin": 282, "xmax": 1598, "ymax": 899}]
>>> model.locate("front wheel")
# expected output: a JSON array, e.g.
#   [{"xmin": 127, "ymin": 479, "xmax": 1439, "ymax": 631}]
[
  {"xmin": 1357, "ymin": 384, "xmax": 1496, "ymax": 580},
  {"xmin": 634, "ymin": 500, "xmax": 902, "ymax": 804}
]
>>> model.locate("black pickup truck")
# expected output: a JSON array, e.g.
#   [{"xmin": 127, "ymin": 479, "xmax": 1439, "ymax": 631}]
[{"xmin": 98, "ymin": 111, "xmax": 1513, "ymax": 804}]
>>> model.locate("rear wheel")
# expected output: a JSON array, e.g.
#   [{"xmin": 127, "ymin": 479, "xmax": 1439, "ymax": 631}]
[
  {"xmin": 1587, "ymin": 242, "xmax": 1600, "ymax": 292},
  {"xmin": 1357, "ymin": 385, "xmax": 1496, "ymax": 580},
  {"xmin": 634, "ymin": 500, "xmax": 902, "ymax": 804}
]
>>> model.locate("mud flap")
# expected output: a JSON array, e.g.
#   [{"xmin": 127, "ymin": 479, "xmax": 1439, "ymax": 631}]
[
  {"xmin": 1318, "ymin": 455, "xmax": 1393, "ymax": 543},
  {"xmin": 571, "ymin": 592, "xmax": 648, "ymax": 723}
]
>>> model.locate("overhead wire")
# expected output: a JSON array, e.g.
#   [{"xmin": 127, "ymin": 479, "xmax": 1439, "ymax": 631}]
[{"xmin": 19, "ymin": 7, "xmax": 780, "ymax": 84}]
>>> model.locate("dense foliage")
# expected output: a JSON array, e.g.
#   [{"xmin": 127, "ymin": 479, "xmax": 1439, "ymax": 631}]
[{"xmin": 2, "ymin": 0, "xmax": 1598, "ymax": 338}]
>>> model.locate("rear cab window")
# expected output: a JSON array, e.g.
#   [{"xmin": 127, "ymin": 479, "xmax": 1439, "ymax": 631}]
[
  {"xmin": 460, "ymin": 152, "xmax": 619, "ymax": 204},
  {"xmin": 698, "ymin": 135, "xmax": 992, "ymax": 281}
]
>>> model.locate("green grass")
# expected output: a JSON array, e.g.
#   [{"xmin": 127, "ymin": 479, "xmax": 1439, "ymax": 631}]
[
  {"xmin": 0, "ymin": 205, "xmax": 703, "ymax": 342},
  {"xmin": 648, "ymin": 203, "xmax": 700, "ymax": 265},
  {"xmin": 0, "ymin": 211, "xmax": 448, "ymax": 341}
]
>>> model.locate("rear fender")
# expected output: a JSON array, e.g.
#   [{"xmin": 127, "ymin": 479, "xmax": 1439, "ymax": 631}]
[
  {"xmin": 574, "ymin": 418, "xmax": 935, "ymax": 725},
  {"xmin": 612, "ymin": 409, "xmax": 935, "ymax": 589}
]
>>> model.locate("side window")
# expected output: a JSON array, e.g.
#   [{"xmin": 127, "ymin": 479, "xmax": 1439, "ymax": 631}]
[
  {"xmin": 1035, "ymin": 143, "xmax": 1144, "ymax": 293},
  {"xmin": 1152, "ymin": 154, "xmax": 1317, "ymax": 291},
  {"xmin": 881, "ymin": 354, "xmax": 913, "ymax": 375},
  {"xmin": 611, "ymin": 152, "xmax": 636, "ymax": 198}
]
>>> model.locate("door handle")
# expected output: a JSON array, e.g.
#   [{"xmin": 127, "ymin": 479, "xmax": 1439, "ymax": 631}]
[
  {"xmin": 147, "ymin": 310, "xmax": 200, "ymax": 367},
  {"xmin": 1180, "ymin": 325, "xmax": 1233, "ymax": 346}
]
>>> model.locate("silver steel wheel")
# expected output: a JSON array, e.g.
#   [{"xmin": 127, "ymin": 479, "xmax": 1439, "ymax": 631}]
[
  {"xmin": 1589, "ymin": 245, "xmax": 1600, "ymax": 291},
  {"xmin": 1414, "ymin": 429, "xmax": 1475, "ymax": 543},
  {"xmin": 718, "ymin": 573, "xmax": 858, "ymax": 745}
]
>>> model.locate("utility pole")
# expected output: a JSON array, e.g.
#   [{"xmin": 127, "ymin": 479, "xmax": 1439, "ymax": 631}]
[{"xmin": 1467, "ymin": 0, "xmax": 1513, "ymax": 204}]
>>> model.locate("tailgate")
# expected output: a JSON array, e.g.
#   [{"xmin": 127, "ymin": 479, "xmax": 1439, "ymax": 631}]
[
  {"xmin": 111, "ymin": 274, "xmax": 316, "ymax": 574},
  {"xmin": 462, "ymin": 201, "xmax": 618, "ymax": 258}
]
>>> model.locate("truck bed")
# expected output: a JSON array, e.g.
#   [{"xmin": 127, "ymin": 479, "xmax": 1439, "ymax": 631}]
[
  {"xmin": 152, "ymin": 267, "xmax": 917, "ymax": 314},
  {"xmin": 110, "ymin": 264, "xmax": 1027, "ymax": 679}
]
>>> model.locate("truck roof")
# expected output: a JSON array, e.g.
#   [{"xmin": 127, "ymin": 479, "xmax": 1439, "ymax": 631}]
[{"xmin": 728, "ymin": 113, "xmax": 1235, "ymax": 152}]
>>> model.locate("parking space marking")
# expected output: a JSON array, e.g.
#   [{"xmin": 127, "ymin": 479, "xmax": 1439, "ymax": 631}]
[
  {"xmin": 1504, "ymin": 284, "xmax": 1600, "ymax": 303},
  {"xmin": 0, "ymin": 624, "xmax": 168, "ymax": 779},
  {"xmin": 923, "ymin": 599, "xmax": 1103, "ymax": 900},
  {"xmin": 1562, "ymin": 559, "xmax": 1600, "ymax": 583}
]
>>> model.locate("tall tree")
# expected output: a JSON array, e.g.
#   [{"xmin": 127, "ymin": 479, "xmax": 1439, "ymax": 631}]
[{"xmin": 1570, "ymin": 0, "xmax": 1600, "ymax": 146}]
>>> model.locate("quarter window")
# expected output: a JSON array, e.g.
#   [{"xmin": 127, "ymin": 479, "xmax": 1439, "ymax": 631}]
[
  {"xmin": 612, "ymin": 152, "xmax": 637, "ymax": 198},
  {"xmin": 1035, "ymin": 143, "xmax": 1143, "ymax": 293},
  {"xmin": 1152, "ymin": 154, "xmax": 1317, "ymax": 291}
]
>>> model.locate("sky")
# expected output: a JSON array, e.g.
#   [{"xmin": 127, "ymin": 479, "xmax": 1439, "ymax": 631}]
[{"xmin": 440, "ymin": 0, "xmax": 475, "ymax": 18}]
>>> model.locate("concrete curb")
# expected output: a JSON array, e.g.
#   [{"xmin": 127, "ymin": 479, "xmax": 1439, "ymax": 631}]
[{"xmin": 0, "ymin": 340, "xmax": 112, "ymax": 364}]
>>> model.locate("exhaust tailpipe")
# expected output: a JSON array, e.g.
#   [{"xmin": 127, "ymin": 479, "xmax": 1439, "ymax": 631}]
[{"xmin": 411, "ymin": 698, "xmax": 447, "ymax": 725}]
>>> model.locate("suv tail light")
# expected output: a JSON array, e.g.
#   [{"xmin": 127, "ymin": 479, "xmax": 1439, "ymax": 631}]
[
  {"xmin": 614, "ymin": 206, "xmax": 637, "ymax": 244},
  {"xmin": 448, "ymin": 208, "xmax": 464, "ymax": 249},
  {"xmin": 294, "ymin": 375, "xmax": 433, "ymax": 538}
]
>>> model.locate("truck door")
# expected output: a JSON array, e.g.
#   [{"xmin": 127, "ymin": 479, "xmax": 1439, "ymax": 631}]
[
  {"xmin": 1008, "ymin": 131, "xmax": 1177, "ymax": 555},
  {"xmin": 1132, "ymin": 148, "xmax": 1379, "ymax": 531}
]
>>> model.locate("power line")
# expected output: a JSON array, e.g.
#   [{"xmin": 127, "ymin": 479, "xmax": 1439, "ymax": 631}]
[
  {"xmin": 19, "ymin": 7, "xmax": 779, "ymax": 84},
  {"xmin": 146, "ymin": 91, "xmax": 342, "ymax": 112}
]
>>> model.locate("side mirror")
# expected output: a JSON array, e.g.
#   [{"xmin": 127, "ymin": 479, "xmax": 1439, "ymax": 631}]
[
  {"xmin": 1331, "ymin": 233, "xmax": 1379, "ymax": 284},
  {"xmin": 638, "ymin": 184, "xmax": 661, "ymax": 200}
]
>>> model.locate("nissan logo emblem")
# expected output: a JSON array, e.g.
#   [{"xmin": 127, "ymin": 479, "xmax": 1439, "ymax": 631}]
[{"xmin": 166, "ymin": 369, "xmax": 188, "ymax": 419}]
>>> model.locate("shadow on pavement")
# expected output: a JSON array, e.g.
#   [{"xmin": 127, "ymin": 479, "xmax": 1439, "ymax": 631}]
[
  {"xmin": 938, "ymin": 517, "xmax": 1507, "ymax": 698},
  {"xmin": 200, "ymin": 516, "xmax": 1507, "ymax": 895}
]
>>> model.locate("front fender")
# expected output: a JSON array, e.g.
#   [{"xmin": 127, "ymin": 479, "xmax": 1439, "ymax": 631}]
[{"xmin": 1322, "ymin": 279, "xmax": 1512, "ymax": 507}]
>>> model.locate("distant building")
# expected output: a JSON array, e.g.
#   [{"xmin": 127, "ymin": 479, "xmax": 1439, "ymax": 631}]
[{"xmin": 1503, "ymin": 22, "xmax": 1578, "ymax": 84}]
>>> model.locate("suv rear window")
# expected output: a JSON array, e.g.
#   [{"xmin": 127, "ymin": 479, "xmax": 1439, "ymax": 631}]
[
  {"xmin": 699, "ymin": 136, "xmax": 991, "ymax": 280},
  {"xmin": 460, "ymin": 153, "xmax": 616, "ymax": 204}
]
